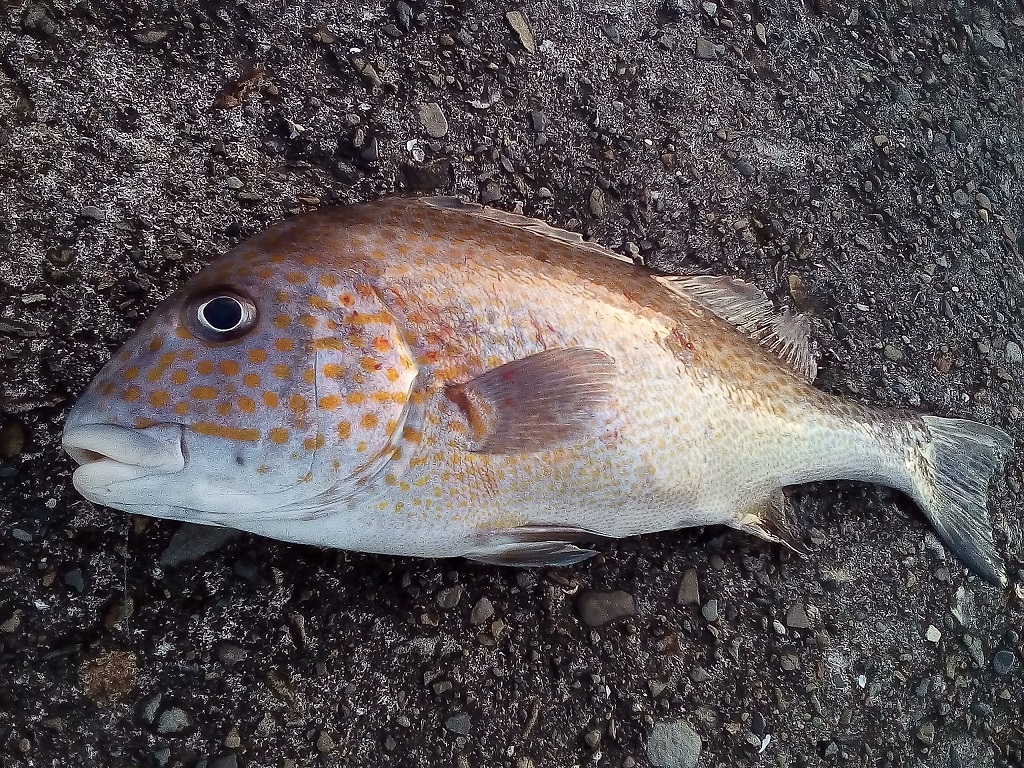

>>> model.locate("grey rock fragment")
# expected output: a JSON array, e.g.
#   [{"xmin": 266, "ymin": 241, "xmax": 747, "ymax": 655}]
[
  {"xmin": 577, "ymin": 590, "xmax": 635, "ymax": 627},
  {"xmin": 701, "ymin": 599, "xmax": 718, "ymax": 622},
  {"xmin": 992, "ymin": 649, "xmax": 1016, "ymax": 675},
  {"xmin": 677, "ymin": 568, "xmax": 699, "ymax": 605},
  {"xmin": 505, "ymin": 11, "xmax": 536, "ymax": 54},
  {"xmin": 436, "ymin": 585, "xmax": 463, "ymax": 609},
  {"xmin": 444, "ymin": 711, "xmax": 471, "ymax": 735},
  {"xmin": 418, "ymin": 102, "xmax": 449, "ymax": 138},
  {"xmin": 79, "ymin": 205, "xmax": 107, "ymax": 221},
  {"xmin": 1004, "ymin": 341, "xmax": 1022, "ymax": 365},
  {"xmin": 647, "ymin": 720, "xmax": 702, "ymax": 768},
  {"xmin": 785, "ymin": 602, "xmax": 811, "ymax": 629},
  {"xmin": 156, "ymin": 707, "xmax": 192, "ymax": 735},
  {"xmin": 161, "ymin": 523, "xmax": 239, "ymax": 568},
  {"xmin": 470, "ymin": 597, "xmax": 494, "ymax": 625},
  {"xmin": 695, "ymin": 38, "xmax": 717, "ymax": 60}
]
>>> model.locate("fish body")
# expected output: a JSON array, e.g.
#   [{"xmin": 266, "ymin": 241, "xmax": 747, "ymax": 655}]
[{"xmin": 63, "ymin": 198, "xmax": 1013, "ymax": 584}]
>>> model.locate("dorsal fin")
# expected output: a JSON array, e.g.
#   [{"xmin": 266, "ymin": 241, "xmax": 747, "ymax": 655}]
[
  {"xmin": 418, "ymin": 196, "xmax": 637, "ymax": 265},
  {"xmin": 658, "ymin": 276, "xmax": 818, "ymax": 382}
]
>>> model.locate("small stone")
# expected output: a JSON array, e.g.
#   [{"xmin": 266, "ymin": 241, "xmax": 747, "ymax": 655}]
[
  {"xmin": 1004, "ymin": 341, "xmax": 1022, "ymax": 365},
  {"xmin": 883, "ymin": 344, "xmax": 903, "ymax": 361},
  {"xmin": 677, "ymin": 568, "xmax": 700, "ymax": 605},
  {"xmin": 225, "ymin": 176, "xmax": 243, "ymax": 190},
  {"xmin": 161, "ymin": 523, "xmax": 239, "ymax": 567},
  {"xmin": 157, "ymin": 707, "xmax": 192, "ymax": 735},
  {"xmin": 975, "ymin": 192, "xmax": 993, "ymax": 211},
  {"xmin": 316, "ymin": 731, "xmax": 335, "ymax": 753},
  {"xmin": 690, "ymin": 666, "xmax": 711, "ymax": 683},
  {"xmin": 1, "ymin": 610, "xmax": 22, "ymax": 633},
  {"xmin": 470, "ymin": 597, "xmax": 494, "ymax": 625},
  {"xmin": 505, "ymin": 10, "xmax": 536, "ymax": 54},
  {"xmin": 695, "ymin": 37, "xmax": 717, "ymax": 60},
  {"xmin": 444, "ymin": 711, "xmax": 471, "ymax": 736},
  {"xmin": 647, "ymin": 720, "xmax": 702, "ymax": 768},
  {"xmin": 577, "ymin": 590, "xmax": 635, "ymax": 627},
  {"xmin": 216, "ymin": 643, "xmax": 248, "ymax": 667},
  {"xmin": 436, "ymin": 585, "xmax": 463, "ymax": 609},
  {"xmin": 418, "ymin": 102, "xmax": 449, "ymax": 138},
  {"xmin": 916, "ymin": 721, "xmax": 935, "ymax": 746},
  {"xmin": 754, "ymin": 23, "xmax": 767, "ymax": 44},
  {"xmin": 588, "ymin": 188, "xmax": 605, "ymax": 218},
  {"xmin": 79, "ymin": 205, "xmax": 107, "ymax": 221},
  {"xmin": 584, "ymin": 729, "xmax": 602, "ymax": 750},
  {"xmin": 0, "ymin": 419, "xmax": 26, "ymax": 459},
  {"xmin": 992, "ymin": 649, "xmax": 1016, "ymax": 675},
  {"xmin": 926, "ymin": 625, "xmax": 941, "ymax": 643},
  {"xmin": 224, "ymin": 728, "xmax": 242, "ymax": 749},
  {"xmin": 785, "ymin": 602, "xmax": 811, "ymax": 629},
  {"xmin": 701, "ymin": 600, "xmax": 718, "ymax": 623},
  {"xmin": 63, "ymin": 568, "xmax": 85, "ymax": 593}
]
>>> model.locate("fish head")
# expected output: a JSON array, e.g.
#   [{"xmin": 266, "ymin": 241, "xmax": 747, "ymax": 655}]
[{"xmin": 63, "ymin": 221, "xmax": 421, "ymax": 531}]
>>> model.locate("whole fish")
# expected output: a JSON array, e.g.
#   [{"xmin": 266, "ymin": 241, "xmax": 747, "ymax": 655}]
[{"xmin": 62, "ymin": 197, "xmax": 1013, "ymax": 585}]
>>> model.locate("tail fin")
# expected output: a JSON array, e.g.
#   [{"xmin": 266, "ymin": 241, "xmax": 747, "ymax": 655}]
[{"xmin": 906, "ymin": 416, "xmax": 1013, "ymax": 586}]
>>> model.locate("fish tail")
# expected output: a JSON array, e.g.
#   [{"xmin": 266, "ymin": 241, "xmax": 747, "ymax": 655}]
[{"xmin": 898, "ymin": 415, "xmax": 1013, "ymax": 586}]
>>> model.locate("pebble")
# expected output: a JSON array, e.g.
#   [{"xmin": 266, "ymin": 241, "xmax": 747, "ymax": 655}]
[
  {"xmin": 505, "ymin": 11, "xmax": 536, "ymax": 54},
  {"xmin": 754, "ymin": 23, "xmax": 767, "ymax": 45},
  {"xmin": 926, "ymin": 625, "xmax": 941, "ymax": 643},
  {"xmin": 916, "ymin": 721, "xmax": 935, "ymax": 746},
  {"xmin": 418, "ymin": 102, "xmax": 449, "ymax": 138},
  {"xmin": 63, "ymin": 568, "xmax": 85, "ymax": 593},
  {"xmin": 588, "ymin": 188, "xmax": 606, "ymax": 218},
  {"xmin": 436, "ymin": 585, "xmax": 463, "ymax": 609},
  {"xmin": 577, "ymin": 590, "xmax": 635, "ymax": 627},
  {"xmin": 701, "ymin": 599, "xmax": 719, "ymax": 623},
  {"xmin": 677, "ymin": 568, "xmax": 700, "ymax": 605},
  {"xmin": 883, "ymin": 344, "xmax": 903, "ymax": 361},
  {"xmin": 694, "ymin": 38, "xmax": 718, "ymax": 60},
  {"xmin": 225, "ymin": 176, "xmax": 243, "ymax": 190},
  {"xmin": 316, "ymin": 732, "xmax": 335, "ymax": 753},
  {"xmin": 0, "ymin": 419, "xmax": 26, "ymax": 459},
  {"xmin": 469, "ymin": 597, "xmax": 494, "ymax": 625},
  {"xmin": 444, "ymin": 711, "xmax": 471, "ymax": 736},
  {"xmin": 160, "ymin": 523, "xmax": 239, "ymax": 567},
  {"xmin": 79, "ymin": 205, "xmax": 107, "ymax": 221},
  {"xmin": 647, "ymin": 720, "xmax": 702, "ymax": 768},
  {"xmin": 156, "ymin": 707, "xmax": 192, "ymax": 735},
  {"xmin": 992, "ymin": 649, "xmax": 1015, "ymax": 675},
  {"xmin": 1005, "ymin": 341, "xmax": 1022, "ymax": 365},
  {"xmin": 785, "ymin": 602, "xmax": 811, "ymax": 629}
]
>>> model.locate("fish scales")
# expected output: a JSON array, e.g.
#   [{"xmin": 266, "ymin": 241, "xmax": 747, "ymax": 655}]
[{"xmin": 63, "ymin": 197, "xmax": 1014, "ymax": 585}]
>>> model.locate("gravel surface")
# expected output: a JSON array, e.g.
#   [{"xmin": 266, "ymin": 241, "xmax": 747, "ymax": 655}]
[{"xmin": 2, "ymin": 1, "xmax": 1023, "ymax": 767}]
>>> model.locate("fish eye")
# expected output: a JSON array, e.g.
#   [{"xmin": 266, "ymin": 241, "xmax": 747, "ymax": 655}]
[{"xmin": 185, "ymin": 291, "xmax": 258, "ymax": 341}]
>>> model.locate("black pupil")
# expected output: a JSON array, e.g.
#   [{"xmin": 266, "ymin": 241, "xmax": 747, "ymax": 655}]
[{"xmin": 202, "ymin": 296, "xmax": 243, "ymax": 331}]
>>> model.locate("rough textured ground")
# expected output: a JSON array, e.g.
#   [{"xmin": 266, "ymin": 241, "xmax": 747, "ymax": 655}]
[{"xmin": 1, "ymin": 0, "xmax": 1022, "ymax": 766}]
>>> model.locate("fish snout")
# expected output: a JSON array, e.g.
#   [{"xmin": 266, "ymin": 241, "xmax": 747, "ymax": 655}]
[{"xmin": 62, "ymin": 423, "xmax": 186, "ymax": 502}]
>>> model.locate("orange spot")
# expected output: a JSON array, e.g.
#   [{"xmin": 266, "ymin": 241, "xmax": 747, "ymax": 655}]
[
  {"xmin": 269, "ymin": 253, "xmax": 285, "ymax": 264},
  {"xmin": 275, "ymin": 338, "xmax": 294, "ymax": 353},
  {"xmin": 269, "ymin": 427, "xmax": 289, "ymax": 444},
  {"xmin": 258, "ymin": 267, "xmax": 274, "ymax": 280},
  {"xmin": 238, "ymin": 396, "xmax": 256, "ymax": 413},
  {"xmin": 346, "ymin": 392, "xmax": 366, "ymax": 405},
  {"xmin": 410, "ymin": 390, "xmax": 425, "ymax": 405},
  {"xmin": 262, "ymin": 392, "xmax": 279, "ymax": 408},
  {"xmin": 285, "ymin": 271, "xmax": 306, "ymax": 284},
  {"xmin": 339, "ymin": 293, "xmax": 355, "ymax": 307},
  {"xmin": 302, "ymin": 368, "xmax": 315, "ymax": 384},
  {"xmin": 303, "ymin": 434, "xmax": 325, "ymax": 451},
  {"xmin": 371, "ymin": 249, "xmax": 387, "ymax": 261},
  {"xmin": 372, "ymin": 391, "xmax": 393, "ymax": 404},
  {"xmin": 148, "ymin": 338, "xmax": 163, "ymax": 353},
  {"xmin": 348, "ymin": 311, "xmax": 391, "ymax": 325},
  {"xmin": 191, "ymin": 422, "xmax": 260, "ymax": 442},
  {"xmin": 197, "ymin": 360, "xmax": 214, "ymax": 375},
  {"xmin": 386, "ymin": 419, "xmax": 398, "ymax": 433},
  {"xmin": 403, "ymin": 426, "xmax": 423, "ymax": 443},
  {"xmin": 308, "ymin": 295, "xmax": 333, "ymax": 311},
  {"xmin": 274, "ymin": 315, "xmax": 290, "ymax": 329},
  {"xmin": 323, "ymin": 363, "xmax": 345, "ymax": 379},
  {"xmin": 356, "ymin": 441, "xmax": 367, "ymax": 453},
  {"xmin": 191, "ymin": 386, "xmax": 218, "ymax": 400},
  {"xmin": 318, "ymin": 394, "xmax": 341, "ymax": 410},
  {"xmin": 180, "ymin": 350, "xmax": 195, "ymax": 362},
  {"xmin": 176, "ymin": 326, "xmax": 194, "ymax": 340},
  {"xmin": 149, "ymin": 390, "xmax": 170, "ymax": 408},
  {"xmin": 385, "ymin": 368, "xmax": 399, "ymax": 382},
  {"xmin": 337, "ymin": 421, "xmax": 351, "ymax": 439},
  {"xmin": 123, "ymin": 387, "xmax": 140, "ymax": 403},
  {"xmin": 146, "ymin": 368, "xmax": 164, "ymax": 383},
  {"xmin": 272, "ymin": 364, "xmax": 291, "ymax": 379},
  {"xmin": 171, "ymin": 369, "xmax": 188, "ymax": 385},
  {"xmin": 299, "ymin": 314, "xmax": 317, "ymax": 328},
  {"xmin": 98, "ymin": 381, "xmax": 115, "ymax": 395},
  {"xmin": 361, "ymin": 356, "xmax": 380, "ymax": 372},
  {"xmin": 373, "ymin": 337, "xmax": 391, "ymax": 353},
  {"xmin": 361, "ymin": 413, "xmax": 378, "ymax": 429},
  {"xmin": 174, "ymin": 402, "xmax": 189, "ymax": 416},
  {"xmin": 313, "ymin": 338, "xmax": 345, "ymax": 352},
  {"xmin": 134, "ymin": 417, "xmax": 157, "ymax": 428},
  {"xmin": 275, "ymin": 291, "xmax": 289, "ymax": 303},
  {"xmin": 219, "ymin": 360, "xmax": 240, "ymax": 376},
  {"xmin": 216, "ymin": 402, "xmax": 232, "ymax": 416},
  {"xmin": 318, "ymin": 274, "xmax": 339, "ymax": 288},
  {"xmin": 243, "ymin": 373, "xmax": 260, "ymax": 388},
  {"xmin": 289, "ymin": 394, "xmax": 308, "ymax": 413},
  {"xmin": 123, "ymin": 367, "xmax": 139, "ymax": 381},
  {"xmin": 248, "ymin": 349, "xmax": 268, "ymax": 364}
]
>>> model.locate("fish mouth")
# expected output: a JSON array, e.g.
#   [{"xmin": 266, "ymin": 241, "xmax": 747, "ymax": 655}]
[{"xmin": 62, "ymin": 423, "xmax": 186, "ymax": 501}]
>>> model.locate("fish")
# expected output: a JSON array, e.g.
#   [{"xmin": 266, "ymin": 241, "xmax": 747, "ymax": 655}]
[{"xmin": 62, "ymin": 196, "xmax": 1014, "ymax": 585}]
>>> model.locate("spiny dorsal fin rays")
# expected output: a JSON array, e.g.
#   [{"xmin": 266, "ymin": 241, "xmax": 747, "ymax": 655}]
[
  {"xmin": 658, "ymin": 275, "xmax": 818, "ymax": 383},
  {"xmin": 419, "ymin": 196, "xmax": 637, "ymax": 265}
]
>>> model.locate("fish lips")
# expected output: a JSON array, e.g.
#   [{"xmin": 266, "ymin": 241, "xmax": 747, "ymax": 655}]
[{"xmin": 62, "ymin": 423, "xmax": 186, "ymax": 504}]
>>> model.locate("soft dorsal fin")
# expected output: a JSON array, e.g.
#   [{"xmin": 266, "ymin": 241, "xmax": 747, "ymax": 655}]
[
  {"xmin": 446, "ymin": 347, "xmax": 617, "ymax": 453},
  {"xmin": 419, "ymin": 196, "xmax": 637, "ymax": 265},
  {"xmin": 657, "ymin": 275, "xmax": 818, "ymax": 382}
]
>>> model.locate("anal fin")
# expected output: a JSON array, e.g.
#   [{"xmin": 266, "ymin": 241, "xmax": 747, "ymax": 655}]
[
  {"xmin": 736, "ymin": 489, "xmax": 809, "ymax": 555},
  {"xmin": 465, "ymin": 524, "xmax": 606, "ymax": 567}
]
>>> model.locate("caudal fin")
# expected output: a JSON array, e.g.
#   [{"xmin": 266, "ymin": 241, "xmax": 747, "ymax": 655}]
[{"xmin": 907, "ymin": 416, "xmax": 1013, "ymax": 586}]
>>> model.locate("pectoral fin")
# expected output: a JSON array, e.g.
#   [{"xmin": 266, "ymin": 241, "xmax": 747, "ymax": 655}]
[
  {"xmin": 736, "ymin": 489, "xmax": 809, "ymax": 555},
  {"xmin": 465, "ymin": 524, "xmax": 607, "ymax": 567},
  {"xmin": 446, "ymin": 348, "xmax": 616, "ymax": 453}
]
